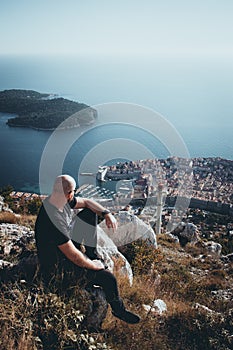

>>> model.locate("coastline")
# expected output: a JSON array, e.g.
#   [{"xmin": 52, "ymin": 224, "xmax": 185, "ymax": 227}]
[
  {"xmin": 6, "ymin": 121, "xmax": 87, "ymax": 131},
  {"xmin": 6, "ymin": 116, "xmax": 96, "ymax": 131}
]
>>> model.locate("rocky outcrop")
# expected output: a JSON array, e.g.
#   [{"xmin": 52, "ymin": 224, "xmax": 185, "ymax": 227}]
[
  {"xmin": 0, "ymin": 195, "xmax": 13, "ymax": 213},
  {"xmin": 100, "ymin": 211, "xmax": 157, "ymax": 247},
  {"xmin": 143, "ymin": 299, "xmax": 167, "ymax": 315},
  {"xmin": 169, "ymin": 222, "xmax": 199, "ymax": 247},
  {"xmin": 199, "ymin": 240, "xmax": 222, "ymax": 256},
  {"xmin": 167, "ymin": 222, "xmax": 223, "ymax": 256},
  {"xmin": 97, "ymin": 227, "xmax": 133, "ymax": 285},
  {"xmin": 0, "ymin": 223, "xmax": 34, "ymax": 257},
  {"xmin": 0, "ymin": 221, "xmax": 134, "ymax": 284},
  {"xmin": 0, "ymin": 222, "xmax": 39, "ymax": 283}
]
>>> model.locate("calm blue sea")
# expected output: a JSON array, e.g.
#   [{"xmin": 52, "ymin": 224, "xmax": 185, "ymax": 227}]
[{"xmin": 0, "ymin": 55, "xmax": 232, "ymax": 192}]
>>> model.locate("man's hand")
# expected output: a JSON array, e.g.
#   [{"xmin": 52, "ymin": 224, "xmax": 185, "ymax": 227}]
[
  {"xmin": 59, "ymin": 241, "xmax": 105, "ymax": 270},
  {"xmin": 74, "ymin": 198, "xmax": 118, "ymax": 232},
  {"xmin": 105, "ymin": 213, "xmax": 118, "ymax": 232}
]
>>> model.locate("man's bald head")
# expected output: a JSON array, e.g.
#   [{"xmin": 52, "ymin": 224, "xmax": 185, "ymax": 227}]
[{"xmin": 52, "ymin": 175, "xmax": 76, "ymax": 195}]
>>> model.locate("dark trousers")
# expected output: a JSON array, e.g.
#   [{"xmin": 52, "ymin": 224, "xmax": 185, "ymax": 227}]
[{"xmin": 70, "ymin": 208, "xmax": 120, "ymax": 305}]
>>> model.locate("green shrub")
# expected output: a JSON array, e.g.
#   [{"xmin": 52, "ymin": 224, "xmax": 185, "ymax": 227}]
[{"xmin": 119, "ymin": 239, "xmax": 164, "ymax": 275}]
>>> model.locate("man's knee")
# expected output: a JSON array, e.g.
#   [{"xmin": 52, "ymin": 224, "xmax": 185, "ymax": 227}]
[
  {"xmin": 76, "ymin": 208, "xmax": 97, "ymax": 227},
  {"xmin": 72, "ymin": 208, "xmax": 98, "ymax": 248}
]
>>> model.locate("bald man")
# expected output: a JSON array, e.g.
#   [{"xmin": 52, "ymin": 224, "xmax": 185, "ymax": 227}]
[{"xmin": 35, "ymin": 175, "xmax": 140, "ymax": 325}]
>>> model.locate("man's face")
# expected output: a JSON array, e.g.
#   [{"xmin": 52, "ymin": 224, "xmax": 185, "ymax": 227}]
[{"xmin": 67, "ymin": 188, "xmax": 75, "ymax": 202}]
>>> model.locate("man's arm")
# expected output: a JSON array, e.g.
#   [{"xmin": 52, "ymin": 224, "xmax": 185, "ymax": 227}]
[
  {"xmin": 74, "ymin": 197, "xmax": 118, "ymax": 231},
  {"xmin": 58, "ymin": 240, "xmax": 104, "ymax": 270}
]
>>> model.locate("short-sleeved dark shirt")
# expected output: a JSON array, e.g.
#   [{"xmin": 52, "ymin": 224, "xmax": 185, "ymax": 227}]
[{"xmin": 35, "ymin": 196, "xmax": 77, "ymax": 279}]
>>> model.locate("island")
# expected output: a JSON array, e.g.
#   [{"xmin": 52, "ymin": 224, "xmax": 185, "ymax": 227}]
[{"xmin": 0, "ymin": 89, "xmax": 97, "ymax": 130}]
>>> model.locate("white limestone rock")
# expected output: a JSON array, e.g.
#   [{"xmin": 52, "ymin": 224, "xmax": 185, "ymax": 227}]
[
  {"xmin": 169, "ymin": 222, "xmax": 199, "ymax": 244},
  {"xmin": 99, "ymin": 211, "xmax": 157, "ymax": 247},
  {"xmin": 203, "ymin": 241, "xmax": 222, "ymax": 256},
  {"xmin": 0, "ymin": 259, "xmax": 14, "ymax": 269},
  {"xmin": 97, "ymin": 226, "xmax": 133, "ymax": 286},
  {"xmin": 143, "ymin": 299, "xmax": 167, "ymax": 315},
  {"xmin": 0, "ymin": 223, "xmax": 34, "ymax": 256},
  {"xmin": 0, "ymin": 195, "xmax": 13, "ymax": 213}
]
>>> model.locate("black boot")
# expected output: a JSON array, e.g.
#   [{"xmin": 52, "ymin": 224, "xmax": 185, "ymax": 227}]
[{"xmin": 110, "ymin": 298, "xmax": 140, "ymax": 324}]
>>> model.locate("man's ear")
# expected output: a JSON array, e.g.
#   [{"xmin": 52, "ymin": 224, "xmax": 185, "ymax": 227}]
[{"xmin": 64, "ymin": 192, "xmax": 70, "ymax": 201}]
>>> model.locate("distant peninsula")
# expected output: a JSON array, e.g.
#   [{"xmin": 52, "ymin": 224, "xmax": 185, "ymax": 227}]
[{"xmin": 0, "ymin": 89, "xmax": 97, "ymax": 130}]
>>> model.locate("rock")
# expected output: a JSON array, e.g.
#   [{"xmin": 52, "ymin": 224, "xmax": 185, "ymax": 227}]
[
  {"xmin": 169, "ymin": 222, "xmax": 199, "ymax": 247},
  {"xmin": 98, "ymin": 212, "xmax": 158, "ymax": 284},
  {"xmin": 0, "ymin": 195, "xmax": 13, "ymax": 213},
  {"xmin": 194, "ymin": 239, "xmax": 223, "ymax": 257},
  {"xmin": 0, "ymin": 223, "xmax": 34, "ymax": 257},
  {"xmin": 100, "ymin": 211, "xmax": 157, "ymax": 247},
  {"xmin": 197, "ymin": 240, "xmax": 222, "ymax": 256},
  {"xmin": 143, "ymin": 299, "xmax": 167, "ymax": 315},
  {"xmin": 97, "ymin": 226, "xmax": 133, "ymax": 286},
  {"xmin": 165, "ymin": 233, "xmax": 180, "ymax": 244},
  {"xmin": 0, "ymin": 220, "xmax": 134, "ymax": 284},
  {"xmin": 0, "ymin": 259, "xmax": 14, "ymax": 269},
  {"xmin": 194, "ymin": 303, "xmax": 222, "ymax": 316},
  {"xmin": 221, "ymin": 253, "xmax": 233, "ymax": 263},
  {"xmin": 168, "ymin": 222, "xmax": 223, "ymax": 257},
  {"xmin": 211, "ymin": 289, "xmax": 233, "ymax": 302},
  {"xmin": 204, "ymin": 241, "xmax": 222, "ymax": 256}
]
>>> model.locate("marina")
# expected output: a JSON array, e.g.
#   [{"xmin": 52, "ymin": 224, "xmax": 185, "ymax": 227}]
[{"xmin": 9, "ymin": 156, "xmax": 233, "ymax": 219}]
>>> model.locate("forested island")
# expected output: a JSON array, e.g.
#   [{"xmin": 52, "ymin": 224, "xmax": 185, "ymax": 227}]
[{"xmin": 0, "ymin": 89, "xmax": 97, "ymax": 130}]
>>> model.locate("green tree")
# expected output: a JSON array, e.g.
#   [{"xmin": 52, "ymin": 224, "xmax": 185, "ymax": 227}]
[
  {"xmin": 26, "ymin": 197, "xmax": 42, "ymax": 215},
  {"xmin": 0, "ymin": 185, "xmax": 14, "ymax": 199}
]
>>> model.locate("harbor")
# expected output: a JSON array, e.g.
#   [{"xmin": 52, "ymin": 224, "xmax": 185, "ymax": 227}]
[{"xmin": 9, "ymin": 157, "xmax": 233, "ymax": 222}]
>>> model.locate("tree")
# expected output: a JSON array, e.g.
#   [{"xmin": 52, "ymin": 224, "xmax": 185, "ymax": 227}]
[
  {"xmin": 26, "ymin": 197, "xmax": 42, "ymax": 215},
  {"xmin": 0, "ymin": 185, "xmax": 14, "ymax": 199}
]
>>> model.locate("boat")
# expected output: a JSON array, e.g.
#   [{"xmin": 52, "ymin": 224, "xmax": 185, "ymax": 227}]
[
  {"xmin": 80, "ymin": 172, "xmax": 95, "ymax": 176},
  {"xmin": 96, "ymin": 166, "xmax": 108, "ymax": 181}
]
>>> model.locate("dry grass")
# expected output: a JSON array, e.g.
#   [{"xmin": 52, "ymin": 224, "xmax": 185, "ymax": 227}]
[
  {"xmin": 0, "ymin": 282, "xmax": 112, "ymax": 350},
  {"xmin": 0, "ymin": 216, "xmax": 233, "ymax": 349},
  {"xmin": 0, "ymin": 212, "xmax": 36, "ymax": 229},
  {"xmin": 100, "ymin": 237, "xmax": 233, "ymax": 349},
  {"xmin": 15, "ymin": 214, "xmax": 37, "ymax": 229},
  {"xmin": 0, "ymin": 212, "xmax": 17, "ymax": 224},
  {"xmin": 1, "ymin": 258, "xmax": 232, "ymax": 350}
]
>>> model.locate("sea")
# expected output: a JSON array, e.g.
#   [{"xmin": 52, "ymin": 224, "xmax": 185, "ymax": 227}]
[{"xmin": 0, "ymin": 54, "xmax": 232, "ymax": 194}]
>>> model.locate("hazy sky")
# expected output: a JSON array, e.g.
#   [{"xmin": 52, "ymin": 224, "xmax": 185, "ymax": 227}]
[{"xmin": 1, "ymin": 0, "xmax": 233, "ymax": 57}]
